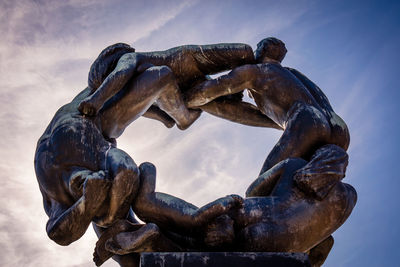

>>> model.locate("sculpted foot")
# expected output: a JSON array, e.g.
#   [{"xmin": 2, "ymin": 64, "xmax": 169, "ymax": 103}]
[
  {"xmin": 105, "ymin": 223, "xmax": 161, "ymax": 255},
  {"xmin": 93, "ymin": 220, "xmax": 141, "ymax": 266}
]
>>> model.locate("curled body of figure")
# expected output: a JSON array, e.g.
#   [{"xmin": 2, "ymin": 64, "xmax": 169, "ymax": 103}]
[
  {"xmin": 79, "ymin": 42, "xmax": 281, "ymax": 134},
  {"xmin": 239, "ymin": 145, "xmax": 356, "ymax": 253},
  {"xmin": 186, "ymin": 37, "xmax": 350, "ymax": 174},
  {"xmin": 35, "ymin": 88, "xmax": 139, "ymax": 246},
  {"xmin": 99, "ymin": 145, "xmax": 355, "ymax": 267},
  {"xmin": 34, "ymin": 50, "xmax": 211, "ymax": 245}
]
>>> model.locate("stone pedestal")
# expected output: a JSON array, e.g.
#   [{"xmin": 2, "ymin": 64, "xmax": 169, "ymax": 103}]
[{"xmin": 140, "ymin": 252, "xmax": 311, "ymax": 267}]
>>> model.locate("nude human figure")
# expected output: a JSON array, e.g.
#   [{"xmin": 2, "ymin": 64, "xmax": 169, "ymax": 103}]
[
  {"xmin": 100, "ymin": 145, "xmax": 356, "ymax": 267},
  {"xmin": 78, "ymin": 42, "xmax": 281, "ymax": 133},
  {"xmin": 34, "ymin": 47, "xmax": 212, "ymax": 246},
  {"xmin": 92, "ymin": 161, "xmax": 242, "ymax": 264},
  {"xmin": 186, "ymin": 37, "xmax": 350, "ymax": 174},
  {"xmin": 35, "ymin": 88, "xmax": 138, "ymax": 246},
  {"xmin": 235, "ymin": 144, "xmax": 356, "ymax": 267},
  {"xmin": 35, "ymin": 42, "xmax": 256, "ymax": 248}
]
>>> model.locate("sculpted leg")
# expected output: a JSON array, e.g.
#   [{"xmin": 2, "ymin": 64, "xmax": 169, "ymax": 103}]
[
  {"xmin": 100, "ymin": 66, "xmax": 200, "ymax": 138},
  {"xmin": 100, "ymin": 66, "xmax": 180, "ymax": 138},
  {"xmin": 132, "ymin": 162, "xmax": 198, "ymax": 232},
  {"xmin": 260, "ymin": 103, "xmax": 331, "ymax": 174},
  {"xmin": 133, "ymin": 162, "xmax": 242, "ymax": 234},
  {"xmin": 96, "ymin": 148, "xmax": 140, "ymax": 227}
]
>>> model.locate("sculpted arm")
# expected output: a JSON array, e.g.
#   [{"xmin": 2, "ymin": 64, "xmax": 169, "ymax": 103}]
[
  {"xmin": 186, "ymin": 64, "xmax": 259, "ymax": 107},
  {"xmin": 245, "ymin": 161, "xmax": 286, "ymax": 197},
  {"xmin": 79, "ymin": 53, "xmax": 141, "ymax": 116},
  {"xmin": 200, "ymin": 99, "xmax": 282, "ymax": 130},
  {"xmin": 133, "ymin": 162, "xmax": 242, "ymax": 233},
  {"xmin": 45, "ymin": 170, "xmax": 111, "ymax": 245},
  {"xmin": 191, "ymin": 43, "xmax": 254, "ymax": 74}
]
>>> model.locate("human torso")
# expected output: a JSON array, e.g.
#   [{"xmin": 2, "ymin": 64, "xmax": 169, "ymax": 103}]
[
  {"xmin": 139, "ymin": 43, "xmax": 254, "ymax": 91},
  {"xmin": 250, "ymin": 62, "xmax": 322, "ymax": 128},
  {"xmin": 236, "ymin": 181, "xmax": 356, "ymax": 252},
  {"xmin": 35, "ymin": 89, "xmax": 111, "ymax": 205}
]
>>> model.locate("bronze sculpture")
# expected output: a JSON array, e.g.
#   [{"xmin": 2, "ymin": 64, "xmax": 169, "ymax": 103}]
[
  {"xmin": 186, "ymin": 37, "xmax": 350, "ymax": 174},
  {"xmin": 34, "ymin": 37, "xmax": 356, "ymax": 267},
  {"xmin": 96, "ymin": 145, "xmax": 355, "ymax": 266},
  {"xmin": 79, "ymin": 42, "xmax": 280, "ymax": 133}
]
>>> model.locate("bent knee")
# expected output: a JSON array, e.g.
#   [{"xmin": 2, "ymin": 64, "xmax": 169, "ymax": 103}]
[{"xmin": 47, "ymin": 222, "xmax": 76, "ymax": 246}]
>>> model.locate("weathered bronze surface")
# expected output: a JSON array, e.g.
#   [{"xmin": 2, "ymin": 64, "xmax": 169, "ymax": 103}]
[
  {"xmin": 34, "ymin": 37, "xmax": 356, "ymax": 267},
  {"xmin": 140, "ymin": 252, "xmax": 312, "ymax": 267}
]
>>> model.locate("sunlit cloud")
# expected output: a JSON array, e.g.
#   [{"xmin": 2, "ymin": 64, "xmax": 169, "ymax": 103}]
[{"xmin": 1, "ymin": 0, "xmax": 398, "ymax": 266}]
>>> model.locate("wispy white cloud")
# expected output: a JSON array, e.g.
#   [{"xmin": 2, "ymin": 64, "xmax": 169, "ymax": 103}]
[
  {"xmin": 1, "ymin": 0, "xmax": 396, "ymax": 266},
  {"xmin": 0, "ymin": 0, "xmax": 200, "ymax": 266},
  {"xmin": 118, "ymin": 115, "xmax": 280, "ymax": 206}
]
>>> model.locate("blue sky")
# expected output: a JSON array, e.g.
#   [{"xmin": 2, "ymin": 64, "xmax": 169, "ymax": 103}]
[{"xmin": 0, "ymin": 0, "xmax": 399, "ymax": 266}]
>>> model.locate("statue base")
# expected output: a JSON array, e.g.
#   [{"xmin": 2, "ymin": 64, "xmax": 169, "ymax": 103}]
[{"xmin": 139, "ymin": 252, "xmax": 311, "ymax": 267}]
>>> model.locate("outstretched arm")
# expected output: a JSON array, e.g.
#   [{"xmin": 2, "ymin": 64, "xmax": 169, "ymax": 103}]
[
  {"xmin": 245, "ymin": 161, "xmax": 286, "ymax": 197},
  {"xmin": 191, "ymin": 43, "xmax": 255, "ymax": 74},
  {"xmin": 200, "ymin": 98, "xmax": 282, "ymax": 130},
  {"xmin": 133, "ymin": 162, "xmax": 242, "ymax": 235},
  {"xmin": 79, "ymin": 53, "xmax": 140, "ymax": 116},
  {"xmin": 186, "ymin": 64, "xmax": 259, "ymax": 107}
]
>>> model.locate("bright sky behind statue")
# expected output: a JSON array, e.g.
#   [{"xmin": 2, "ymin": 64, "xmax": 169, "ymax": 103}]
[{"xmin": 0, "ymin": 0, "xmax": 399, "ymax": 266}]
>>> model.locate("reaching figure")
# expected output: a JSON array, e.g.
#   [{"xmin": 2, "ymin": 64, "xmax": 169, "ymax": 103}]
[
  {"xmin": 237, "ymin": 144, "xmax": 356, "ymax": 266},
  {"xmin": 98, "ymin": 145, "xmax": 356, "ymax": 267},
  {"xmin": 186, "ymin": 37, "xmax": 350, "ymax": 174},
  {"xmin": 34, "ymin": 88, "xmax": 140, "ymax": 246},
  {"xmin": 35, "ymin": 42, "xmax": 229, "ymax": 245},
  {"xmin": 34, "ymin": 57, "xmax": 214, "ymax": 264},
  {"xmin": 34, "ymin": 42, "xmax": 276, "ymax": 267},
  {"xmin": 79, "ymin": 42, "xmax": 281, "ymax": 134}
]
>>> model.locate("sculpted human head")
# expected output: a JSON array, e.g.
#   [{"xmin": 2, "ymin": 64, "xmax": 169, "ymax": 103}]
[
  {"xmin": 88, "ymin": 43, "xmax": 135, "ymax": 92},
  {"xmin": 254, "ymin": 37, "xmax": 287, "ymax": 63}
]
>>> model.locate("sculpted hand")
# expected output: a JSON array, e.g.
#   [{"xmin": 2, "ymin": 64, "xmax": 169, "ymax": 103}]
[{"xmin": 83, "ymin": 170, "xmax": 111, "ymax": 207}]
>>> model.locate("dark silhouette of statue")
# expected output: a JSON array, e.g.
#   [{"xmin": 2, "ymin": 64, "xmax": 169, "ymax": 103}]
[
  {"xmin": 186, "ymin": 37, "xmax": 350, "ymax": 174},
  {"xmin": 94, "ymin": 145, "xmax": 356, "ymax": 267},
  {"xmin": 78, "ymin": 42, "xmax": 281, "ymax": 135},
  {"xmin": 34, "ymin": 40, "xmax": 282, "ymax": 266},
  {"xmin": 34, "ymin": 37, "xmax": 356, "ymax": 267}
]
